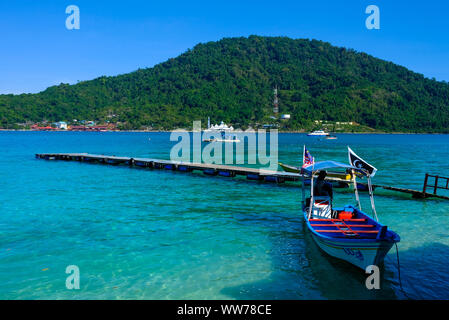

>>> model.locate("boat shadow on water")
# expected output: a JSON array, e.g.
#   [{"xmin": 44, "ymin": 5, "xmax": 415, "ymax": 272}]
[
  {"xmin": 220, "ymin": 214, "xmax": 449, "ymax": 299},
  {"xmin": 220, "ymin": 216, "xmax": 399, "ymax": 300}
]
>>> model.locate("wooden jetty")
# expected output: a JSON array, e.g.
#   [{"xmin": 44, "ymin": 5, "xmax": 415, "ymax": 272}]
[
  {"xmin": 35, "ymin": 153, "xmax": 449, "ymax": 200},
  {"xmin": 354, "ymin": 176, "xmax": 449, "ymax": 201},
  {"xmin": 35, "ymin": 153, "xmax": 300, "ymax": 183}
]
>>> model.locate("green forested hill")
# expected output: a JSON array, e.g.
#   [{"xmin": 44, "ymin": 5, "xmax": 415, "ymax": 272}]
[{"xmin": 1, "ymin": 36, "xmax": 449, "ymax": 132}]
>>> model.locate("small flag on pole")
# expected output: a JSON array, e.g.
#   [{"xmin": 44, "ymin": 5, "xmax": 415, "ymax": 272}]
[
  {"xmin": 302, "ymin": 145, "xmax": 315, "ymax": 168},
  {"xmin": 348, "ymin": 147, "xmax": 377, "ymax": 177}
]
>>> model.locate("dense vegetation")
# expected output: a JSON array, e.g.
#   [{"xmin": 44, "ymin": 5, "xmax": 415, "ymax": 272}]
[{"xmin": 1, "ymin": 36, "xmax": 448, "ymax": 132}]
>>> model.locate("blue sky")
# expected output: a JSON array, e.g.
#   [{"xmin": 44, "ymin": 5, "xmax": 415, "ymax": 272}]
[{"xmin": 0, "ymin": 0, "xmax": 448, "ymax": 94}]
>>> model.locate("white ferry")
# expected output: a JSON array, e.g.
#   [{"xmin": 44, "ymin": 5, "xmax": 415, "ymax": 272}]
[{"xmin": 307, "ymin": 130, "xmax": 329, "ymax": 136}]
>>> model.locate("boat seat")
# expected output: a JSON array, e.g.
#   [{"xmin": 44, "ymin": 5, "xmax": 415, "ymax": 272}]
[{"xmin": 311, "ymin": 196, "xmax": 332, "ymax": 219}]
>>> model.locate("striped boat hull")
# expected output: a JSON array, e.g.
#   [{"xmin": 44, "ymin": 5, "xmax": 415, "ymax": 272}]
[
  {"xmin": 310, "ymin": 233, "xmax": 394, "ymax": 270},
  {"xmin": 303, "ymin": 210, "xmax": 399, "ymax": 270}
]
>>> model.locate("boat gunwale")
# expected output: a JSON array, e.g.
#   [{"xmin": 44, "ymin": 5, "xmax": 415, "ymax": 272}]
[{"xmin": 303, "ymin": 206, "xmax": 400, "ymax": 244}]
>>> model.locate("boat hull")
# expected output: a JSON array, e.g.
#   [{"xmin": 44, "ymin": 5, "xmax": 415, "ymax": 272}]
[
  {"xmin": 278, "ymin": 163, "xmax": 351, "ymax": 181},
  {"xmin": 303, "ymin": 210, "xmax": 398, "ymax": 270},
  {"xmin": 278, "ymin": 162, "xmax": 300, "ymax": 173},
  {"xmin": 309, "ymin": 232, "xmax": 394, "ymax": 270},
  {"xmin": 307, "ymin": 131, "xmax": 329, "ymax": 136}
]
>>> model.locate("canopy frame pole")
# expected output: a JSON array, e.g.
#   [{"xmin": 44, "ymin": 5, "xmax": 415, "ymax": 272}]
[
  {"xmin": 367, "ymin": 176, "xmax": 379, "ymax": 221},
  {"xmin": 352, "ymin": 169, "xmax": 362, "ymax": 210},
  {"xmin": 308, "ymin": 171, "xmax": 315, "ymax": 220},
  {"xmin": 302, "ymin": 145, "xmax": 305, "ymax": 167},
  {"xmin": 301, "ymin": 145, "xmax": 306, "ymax": 213},
  {"xmin": 301, "ymin": 173, "xmax": 305, "ymax": 208}
]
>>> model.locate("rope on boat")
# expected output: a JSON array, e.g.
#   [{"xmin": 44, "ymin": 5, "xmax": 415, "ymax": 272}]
[
  {"xmin": 352, "ymin": 170, "xmax": 362, "ymax": 210},
  {"xmin": 392, "ymin": 242, "xmax": 412, "ymax": 299},
  {"xmin": 367, "ymin": 176, "xmax": 379, "ymax": 221},
  {"xmin": 394, "ymin": 243, "xmax": 403, "ymax": 291}
]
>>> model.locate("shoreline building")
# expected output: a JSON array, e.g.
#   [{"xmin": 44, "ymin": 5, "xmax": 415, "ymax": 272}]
[{"xmin": 54, "ymin": 121, "xmax": 68, "ymax": 130}]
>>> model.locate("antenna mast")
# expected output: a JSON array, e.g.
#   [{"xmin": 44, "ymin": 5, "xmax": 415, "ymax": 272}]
[{"xmin": 273, "ymin": 87, "xmax": 279, "ymax": 114}]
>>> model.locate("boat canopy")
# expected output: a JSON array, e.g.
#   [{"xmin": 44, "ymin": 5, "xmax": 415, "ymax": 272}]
[{"xmin": 302, "ymin": 160, "xmax": 367, "ymax": 176}]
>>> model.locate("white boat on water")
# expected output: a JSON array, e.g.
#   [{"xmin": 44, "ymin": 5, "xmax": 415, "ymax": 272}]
[
  {"xmin": 307, "ymin": 130, "xmax": 329, "ymax": 136},
  {"xmin": 203, "ymin": 137, "xmax": 240, "ymax": 143},
  {"xmin": 203, "ymin": 130, "xmax": 240, "ymax": 143}
]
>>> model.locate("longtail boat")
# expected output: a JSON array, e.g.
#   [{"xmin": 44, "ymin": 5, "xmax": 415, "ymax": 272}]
[
  {"xmin": 279, "ymin": 162, "xmax": 352, "ymax": 180},
  {"xmin": 301, "ymin": 160, "xmax": 400, "ymax": 270}
]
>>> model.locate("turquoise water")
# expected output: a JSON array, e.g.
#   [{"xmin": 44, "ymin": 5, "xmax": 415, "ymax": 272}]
[{"xmin": 1, "ymin": 131, "xmax": 449, "ymax": 299}]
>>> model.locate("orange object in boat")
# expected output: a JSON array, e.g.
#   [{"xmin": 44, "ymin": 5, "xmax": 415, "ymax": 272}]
[{"xmin": 338, "ymin": 211, "xmax": 353, "ymax": 220}]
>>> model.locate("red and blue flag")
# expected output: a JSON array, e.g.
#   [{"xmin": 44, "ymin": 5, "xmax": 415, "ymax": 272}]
[{"xmin": 302, "ymin": 146, "xmax": 315, "ymax": 168}]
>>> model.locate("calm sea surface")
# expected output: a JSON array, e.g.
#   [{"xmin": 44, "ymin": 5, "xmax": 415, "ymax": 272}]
[{"xmin": 1, "ymin": 131, "xmax": 449, "ymax": 299}]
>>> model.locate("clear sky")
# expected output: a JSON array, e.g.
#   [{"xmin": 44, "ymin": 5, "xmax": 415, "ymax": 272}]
[{"xmin": 0, "ymin": 0, "xmax": 448, "ymax": 94}]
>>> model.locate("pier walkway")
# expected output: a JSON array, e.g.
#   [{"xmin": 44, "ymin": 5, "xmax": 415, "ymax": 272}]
[
  {"xmin": 35, "ymin": 152, "xmax": 301, "ymax": 183},
  {"xmin": 35, "ymin": 153, "xmax": 449, "ymax": 200}
]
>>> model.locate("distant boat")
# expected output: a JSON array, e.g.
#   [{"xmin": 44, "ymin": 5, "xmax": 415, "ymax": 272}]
[
  {"xmin": 325, "ymin": 135, "xmax": 338, "ymax": 140},
  {"xmin": 278, "ymin": 162, "xmax": 301, "ymax": 173},
  {"xmin": 203, "ymin": 128, "xmax": 240, "ymax": 143},
  {"xmin": 203, "ymin": 137, "xmax": 240, "ymax": 143},
  {"xmin": 307, "ymin": 130, "xmax": 329, "ymax": 136},
  {"xmin": 278, "ymin": 162, "xmax": 351, "ymax": 181}
]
